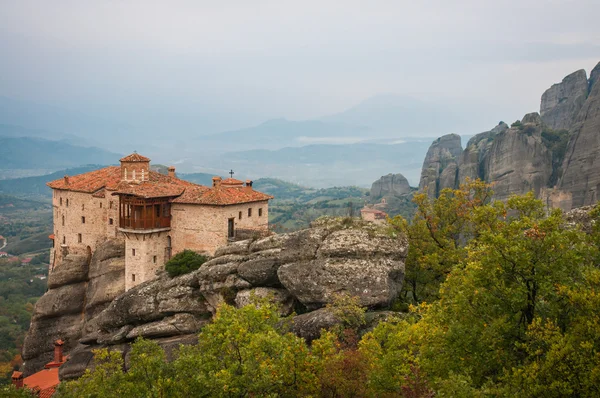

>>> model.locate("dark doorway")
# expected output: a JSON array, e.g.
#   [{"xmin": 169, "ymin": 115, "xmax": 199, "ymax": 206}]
[{"xmin": 228, "ymin": 218, "xmax": 235, "ymax": 239}]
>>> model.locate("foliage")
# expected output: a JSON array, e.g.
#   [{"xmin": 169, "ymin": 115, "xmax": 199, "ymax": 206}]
[
  {"xmin": 164, "ymin": 249, "xmax": 208, "ymax": 277},
  {"xmin": 389, "ymin": 179, "xmax": 493, "ymax": 304}
]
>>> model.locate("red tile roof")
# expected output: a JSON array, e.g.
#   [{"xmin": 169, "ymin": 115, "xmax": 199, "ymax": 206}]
[
  {"xmin": 120, "ymin": 153, "xmax": 150, "ymax": 162},
  {"xmin": 23, "ymin": 368, "xmax": 59, "ymax": 396},
  {"xmin": 112, "ymin": 171, "xmax": 196, "ymax": 199},
  {"xmin": 173, "ymin": 186, "xmax": 273, "ymax": 206},
  {"xmin": 47, "ymin": 166, "xmax": 122, "ymax": 193},
  {"xmin": 221, "ymin": 178, "xmax": 244, "ymax": 186}
]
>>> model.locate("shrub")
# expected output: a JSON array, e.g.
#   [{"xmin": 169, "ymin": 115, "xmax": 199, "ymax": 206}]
[{"xmin": 164, "ymin": 249, "xmax": 207, "ymax": 277}]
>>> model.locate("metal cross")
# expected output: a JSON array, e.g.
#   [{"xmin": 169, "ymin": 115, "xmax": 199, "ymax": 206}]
[{"xmin": 229, "ymin": 169, "xmax": 235, "ymax": 178}]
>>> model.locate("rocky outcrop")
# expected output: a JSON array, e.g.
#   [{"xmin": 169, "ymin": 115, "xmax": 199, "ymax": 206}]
[
  {"xmin": 418, "ymin": 134, "xmax": 463, "ymax": 197},
  {"xmin": 24, "ymin": 218, "xmax": 407, "ymax": 381},
  {"xmin": 22, "ymin": 239, "xmax": 125, "ymax": 376},
  {"xmin": 370, "ymin": 173, "xmax": 411, "ymax": 199},
  {"xmin": 485, "ymin": 113, "xmax": 553, "ymax": 202},
  {"xmin": 457, "ymin": 122, "xmax": 508, "ymax": 184},
  {"xmin": 559, "ymin": 62, "xmax": 600, "ymax": 208},
  {"xmin": 540, "ymin": 69, "xmax": 589, "ymax": 131}
]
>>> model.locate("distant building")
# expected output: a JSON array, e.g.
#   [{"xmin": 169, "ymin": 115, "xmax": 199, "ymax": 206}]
[
  {"xmin": 47, "ymin": 153, "xmax": 273, "ymax": 290},
  {"xmin": 0, "ymin": 251, "xmax": 7, "ymax": 257},
  {"xmin": 21, "ymin": 258, "xmax": 32, "ymax": 266},
  {"xmin": 12, "ymin": 340, "xmax": 67, "ymax": 397},
  {"xmin": 360, "ymin": 207, "xmax": 388, "ymax": 225}
]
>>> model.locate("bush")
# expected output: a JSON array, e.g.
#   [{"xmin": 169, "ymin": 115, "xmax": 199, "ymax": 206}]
[{"xmin": 164, "ymin": 249, "xmax": 208, "ymax": 277}]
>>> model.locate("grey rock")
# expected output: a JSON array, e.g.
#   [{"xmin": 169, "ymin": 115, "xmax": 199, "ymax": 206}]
[
  {"xmin": 213, "ymin": 239, "xmax": 251, "ymax": 257},
  {"xmin": 278, "ymin": 257, "xmax": 404, "ymax": 310},
  {"xmin": 457, "ymin": 122, "xmax": 507, "ymax": 184},
  {"xmin": 235, "ymin": 287, "xmax": 294, "ymax": 316},
  {"xmin": 47, "ymin": 254, "xmax": 89, "ymax": 289},
  {"xmin": 126, "ymin": 313, "xmax": 208, "ymax": 339},
  {"xmin": 33, "ymin": 282, "xmax": 87, "ymax": 319},
  {"xmin": 370, "ymin": 173, "xmax": 411, "ymax": 200},
  {"xmin": 289, "ymin": 308, "xmax": 341, "ymax": 342},
  {"xmin": 237, "ymin": 257, "xmax": 282, "ymax": 286},
  {"xmin": 540, "ymin": 69, "xmax": 589, "ymax": 131},
  {"xmin": 317, "ymin": 228, "xmax": 407, "ymax": 260},
  {"xmin": 559, "ymin": 62, "xmax": 600, "ymax": 208},
  {"xmin": 418, "ymin": 133, "xmax": 463, "ymax": 197}
]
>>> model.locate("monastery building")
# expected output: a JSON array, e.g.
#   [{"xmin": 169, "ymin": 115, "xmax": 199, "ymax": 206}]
[{"xmin": 47, "ymin": 153, "xmax": 272, "ymax": 290}]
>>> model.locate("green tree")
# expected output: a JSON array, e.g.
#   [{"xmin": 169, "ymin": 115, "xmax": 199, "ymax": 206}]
[{"xmin": 164, "ymin": 249, "xmax": 208, "ymax": 277}]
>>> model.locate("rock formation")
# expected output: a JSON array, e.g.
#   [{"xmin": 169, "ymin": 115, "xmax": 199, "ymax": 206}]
[
  {"xmin": 418, "ymin": 134, "xmax": 463, "ymax": 197},
  {"xmin": 559, "ymin": 62, "xmax": 600, "ymax": 208},
  {"xmin": 540, "ymin": 69, "xmax": 589, "ymax": 131},
  {"xmin": 22, "ymin": 217, "xmax": 407, "ymax": 381},
  {"xmin": 485, "ymin": 113, "xmax": 553, "ymax": 202},
  {"xmin": 22, "ymin": 240, "xmax": 125, "ymax": 375},
  {"xmin": 457, "ymin": 122, "xmax": 508, "ymax": 184},
  {"xmin": 370, "ymin": 173, "xmax": 411, "ymax": 199}
]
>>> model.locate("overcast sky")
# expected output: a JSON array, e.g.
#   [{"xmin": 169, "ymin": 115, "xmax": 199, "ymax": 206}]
[{"xmin": 1, "ymin": 0, "xmax": 599, "ymax": 135}]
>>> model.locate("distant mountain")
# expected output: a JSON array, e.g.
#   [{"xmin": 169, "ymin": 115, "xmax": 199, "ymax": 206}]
[
  {"xmin": 0, "ymin": 165, "xmax": 105, "ymax": 198},
  {"xmin": 0, "ymin": 136, "xmax": 120, "ymax": 170},
  {"xmin": 218, "ymin": 140, "xmax": 431, "ymax": 188},
  {"xmin": 178, "ymin": 172, "xmax": 216, "ymax": 186},
  {"xmin": 321, "ymin": 94, "xmax": 467, "ymax": 136},
  {"xmin": 199, "ymin": 118, "xmax": 371, "ymax": 152}
]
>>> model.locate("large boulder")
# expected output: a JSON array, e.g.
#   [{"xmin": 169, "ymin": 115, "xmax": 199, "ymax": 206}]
[
  {"xmin": 457, "ymin": 122, "xmax": 508, "ymax": 184},
  {"xmin": 370, "ymin": 173, "xmax": 411, "ymax": 200},
  {"xmin": 47, "ymin": 254, "xmax": 89, "ymax": 289}
]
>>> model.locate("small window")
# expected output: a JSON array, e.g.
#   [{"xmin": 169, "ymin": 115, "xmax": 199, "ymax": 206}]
[
  {"xmin": 258, "ymin": 208, "xmax": 263, "ymax": 217},
  {"xmin": 109, "ymin": 218, "xmax": 114, "ymax": 225},
  {"xmin": 78, "ymin": 233, "xmax": 82, "ymax": 243},
  {"xmin": 100, "ymin": 202, "xmax": 103, "ymax": 208},
  {"xmin": 248, "ymin": 208, "xmax": 252, "ymax": 217},
  {"xmin": 132, "ymin": 274, "xmax": 136, "ymax": 282},
  {"xmin": 239, "ymin": 211, "xmax": 242, "ymax": 220},
  {"xmin": 81, "ymin": 216, "xmax": 86, "ymax": 224},
  {"xmin": 60, "ymin": 197, "xmax": 63, "ymax": 206},
  {"xmin": 109, "ymin": 201, "xmax": 113, "ymax": 209},
  {"xmin": 63, "ymin": 236, "xmax": 66, "ymax": 244},
  {"xmin": 132, "ymin": 249, "xmax": 136, "ymax": 256},
  {"xmin": 153, "ymin": 255, "xmax": 157, "ymax": 264},
  {"xmin": 62, "ymin": 215, "xmax": 65, "ymax": 226},
  {"xmin": 66, "ymin": 199, "xmax": 69, "ymax": 207},
  {"xmin": 82, "ymin": 204, "xmax": 85, "ymax": 211}
]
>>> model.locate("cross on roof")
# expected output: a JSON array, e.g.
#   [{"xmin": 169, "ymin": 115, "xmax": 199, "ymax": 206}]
[{"xmin": 229, "ymin": 169, "xmax": 235, "ymax": 178}]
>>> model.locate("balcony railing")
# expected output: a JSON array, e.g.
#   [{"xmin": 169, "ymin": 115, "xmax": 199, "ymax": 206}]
[{"xmin": 119, "ymin": 216, "xmax": 171, "ymax": 230}]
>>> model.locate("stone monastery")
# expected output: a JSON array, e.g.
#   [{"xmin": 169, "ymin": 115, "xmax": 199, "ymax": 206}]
[{"xmin": 47, "ymin": 153, "xmax": 272, "ymax": 290}]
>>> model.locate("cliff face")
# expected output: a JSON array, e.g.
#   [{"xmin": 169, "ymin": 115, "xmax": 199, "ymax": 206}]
[
  {"xmin": 23, "ymin": 218, "xmax": 407, "ymax": 380},
  {"xmin": 22, "ymin": 240, "xmax": 125, "ymax": 375},
  {"xmin": 485, "ymin": 113, "xmax": 553, "ymax": 202},
  {"xmin": 370, "ymin": 173, "xmax": 411, "ymax": 199},
  {"xmin": 540, "ymin": 69, "xmax": 589, "ymax": 131},
  {"xmin": 418, "ymin": 134, "xmax": 463, "ymax": 197},
  {"xmin": 559, "ymin": 62, "xmax": 600, "ymax": 208},
  {"xmin": 420, "ymin": 61, "xmax": 600, "ymax": 208}
]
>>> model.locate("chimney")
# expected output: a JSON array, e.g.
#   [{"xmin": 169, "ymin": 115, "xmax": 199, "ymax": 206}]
[
  {"xmin": 54, "ymin": 339, "xmax": 64, "ymax": 363},
  {"xmin": 245, "ymin": 180, "xmax": 253, "ymax": 192},
  {"xmin": 11, "ymin": 371, "xmax": 23, "ymax": 389},
  {"xmin": 168, "ymin": 166, "xmax": 176, "ymax": 178},
  {"xmin": 64, "ymin": 175, "xmax": 70, "ymax": 185},
  {"xmin": 212, "ymin": 176, "xmax": 222, "ymax": 189}
]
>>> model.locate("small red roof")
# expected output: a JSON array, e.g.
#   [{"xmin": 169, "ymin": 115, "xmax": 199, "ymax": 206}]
[
  {"xmin": 221, "ymin": 178, "xmax": 244, "ymax": 186},
  {"xmin": 23, "ymin": 368, "xmax": 59, "ymax": 395},
  {"xmin": 112, "ymin": 171, "xmax": 196, "ymax": 199},
  {"xmin": 21, "ymin": 258, "xmax": 32, "ymax": 263},
  {"xmin": 49, "ymin": 234, "xmax": 55, "ymax": 240},
  {"xmin": 120, "ymin": 153, "xmax": 150, "ymax": 162}
]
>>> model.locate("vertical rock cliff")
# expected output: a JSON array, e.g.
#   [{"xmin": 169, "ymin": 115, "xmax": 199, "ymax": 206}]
[
  {"xmin": 558, "ymin": 62, "xmax": 600, "ymax": 208},
  {"xmin": 418, "ymin": 134, "xmax": 463, "ymax": 197},
  {"xmin": 457, "ymin": 122, "xmax": 508, "ymax": 184},
  {"xmin": 540, "ymin": 69, "xmax": 589, "ymax": 131},
  {"xmin": 370, "ymin": 173, "xmax": 411, "ymax": 200}
]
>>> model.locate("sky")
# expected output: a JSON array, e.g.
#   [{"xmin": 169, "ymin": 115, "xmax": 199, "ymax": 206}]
[{"xmin": 0, "ymin": 0, "xmax": 599, "ymax": 137}]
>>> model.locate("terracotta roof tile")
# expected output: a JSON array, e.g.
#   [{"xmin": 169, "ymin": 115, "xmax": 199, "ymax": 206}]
[
  {"xmin": 221, "ymin": 178, "xmax": 244, "ymax": 185},
  {"xmin": 39, "ymin": 386, "xmax": 56, "ymax": 398},
  {"xmin": 120, "ymin": 153, "xmax": 150, "ymax": 162},
  {"xmin": 173, "ymin": 186, "xmax": 273, "ymax": 206},
  {"xmin": 47, "ymin": 166, "xmax": 122, "ymax": 193},
  {"xmin": 23, "ymin": 368, "xmax": 59, "ymax": 393},
  {"xmin": 112, "ymin": 171, "xmax": 196, "ymax": 199}
]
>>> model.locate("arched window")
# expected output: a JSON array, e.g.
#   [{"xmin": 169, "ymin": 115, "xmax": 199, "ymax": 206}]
[
  {"xmin": 132, "ymin": 169, "xmax": 136, "ymax": 180},
  {"xmin": 124, "ymin": 168, "xmax": 128, "ymax": 180},
  {"xmin": 141, "ymin": 169, "xmax": 145, "ymax": 181}
]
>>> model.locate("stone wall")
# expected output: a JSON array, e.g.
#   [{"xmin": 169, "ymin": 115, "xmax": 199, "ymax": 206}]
[
  {"xmin": 170, "ymin": 201, "xmax": 269, "ymax": 256},
  {"xmin": 51, "ymin": 189, "xmax": 121, "ymax": 267},
  {"xmin": 124, "ymin": 232, "xmax": 170, "ymax": 291}
]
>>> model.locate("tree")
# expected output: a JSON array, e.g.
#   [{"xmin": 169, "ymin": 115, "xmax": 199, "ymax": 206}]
[{"xmin": 164, "ymin": 249, "xmax": 208, "ymax": 277}]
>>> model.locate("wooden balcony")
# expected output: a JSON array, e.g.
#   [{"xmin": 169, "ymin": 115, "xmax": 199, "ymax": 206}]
[{"xmin": 119, "ymin": 196, "xmax": 171, "ymax": 231}]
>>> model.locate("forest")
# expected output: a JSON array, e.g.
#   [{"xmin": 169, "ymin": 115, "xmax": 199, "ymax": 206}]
[{"xmin": 4, "ymin": 180, "xmax": 600, "ymax": 397}]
